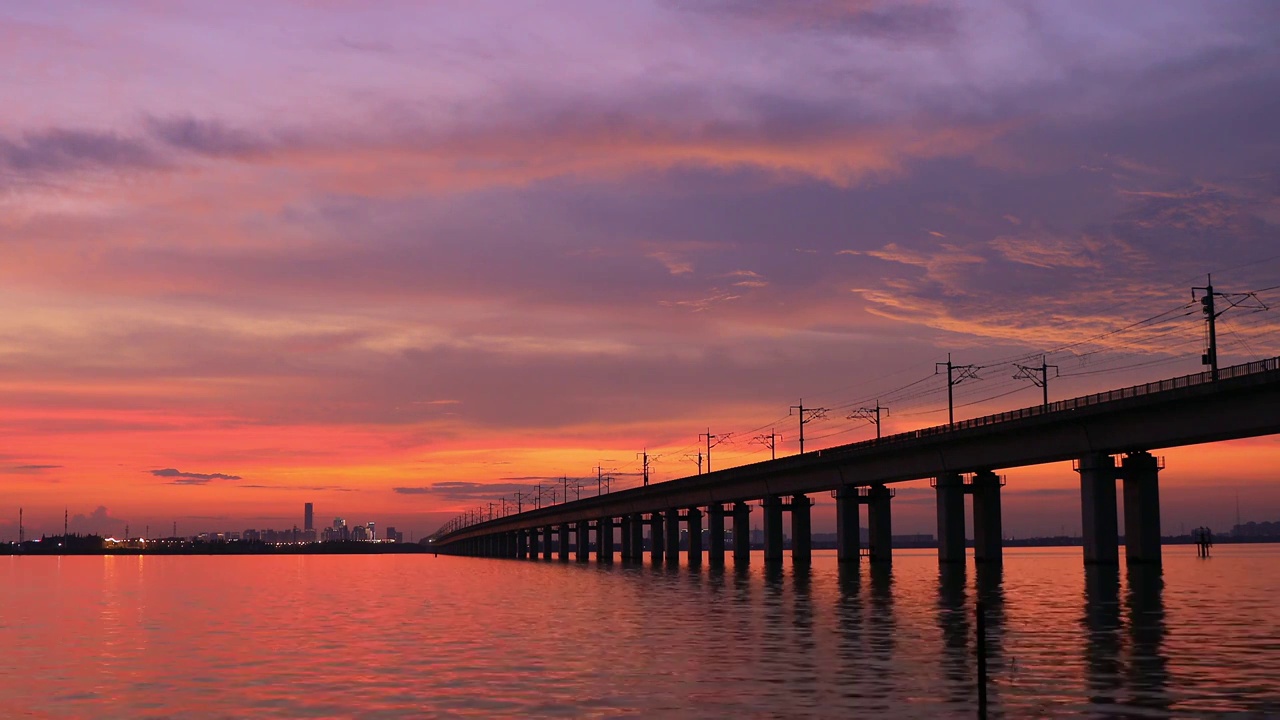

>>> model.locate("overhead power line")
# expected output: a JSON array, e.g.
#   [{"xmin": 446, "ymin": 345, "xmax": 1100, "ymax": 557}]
[
  {"xmin": 847, "ymin": 401, "xmax": 887, "ymax": 439},
  {"xmin": 790, "ymin": 400, "xmax": 828, "ymax": 454}
]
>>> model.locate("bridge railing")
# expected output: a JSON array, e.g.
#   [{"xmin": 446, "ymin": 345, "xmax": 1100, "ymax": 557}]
[{"xmin": 829, "ymin": 356, "xmax": 1280, "ymax": 455}]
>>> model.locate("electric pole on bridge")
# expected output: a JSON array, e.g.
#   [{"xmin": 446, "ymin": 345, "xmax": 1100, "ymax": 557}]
[
  {"xmin": 1193, "ymin": 275, "xmax": 1268, "ymax": 381},
  {"xmin": 936, "ymin": 354, "xmax": 980, "ymax": 425},
  {"xmin": 847, "ymin": 401, "xmax": 887, "ymax": 439},
  {"xmin": 685, "ymin": 451, "xmax": 703, "ymax": 475},
  {"xmin": 790, "ymin": 400, "xmax": 828, "ymax": 454},
  {"xmin": 751, "ymin": 429, "xmax": 782, "ymax": 459},
  {"xmin": 1014, "ymin": 356, "xmax": 1059, "ymax": 408},
  {"xmin": 696, "ymin": 427, "xmax": 727, "ymax": 474},
  {"xmin": 637, "ymin": 450, "xmax": 652, "ymax": 486},
  {"xmin": 595, "ymin": 464, "xmax": 613, "ymax": 495}
]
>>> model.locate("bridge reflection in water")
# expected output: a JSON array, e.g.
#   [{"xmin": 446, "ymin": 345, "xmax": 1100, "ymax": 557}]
[{"xmin": 499, "ymin": 547, "xmax": 1218, "ymax": 716}]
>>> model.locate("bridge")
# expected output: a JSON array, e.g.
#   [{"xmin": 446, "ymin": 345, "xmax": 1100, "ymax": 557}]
[{"xmin": 429, "ymin": 356, "xmax": 1280, "ymax": 568}]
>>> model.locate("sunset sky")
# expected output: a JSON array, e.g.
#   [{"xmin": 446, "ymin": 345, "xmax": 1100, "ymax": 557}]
[{"xmin": 3, "ymin": 1, "xmax": 1279, "ymax": 541}]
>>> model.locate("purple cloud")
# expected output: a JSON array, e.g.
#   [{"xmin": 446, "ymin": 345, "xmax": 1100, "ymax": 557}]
[{"xmin": 151, "ymin": 468, "xmax": 242, "ymax": 485}]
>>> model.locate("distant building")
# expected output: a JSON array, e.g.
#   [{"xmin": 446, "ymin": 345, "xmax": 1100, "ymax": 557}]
[
  {"xmin": 304, "ymin": 503, "xmax": 314, "ymax": 531},
  {"xmin": 366, "ymin": 522, "xmax": 375, "ymax": 541},
  {"xmin": 351, "ymin": 525, "xmax": 369, "ymax": 542},
  {"xmin": 1233, "ymin": 521, "xmax": 1280, "ymax": 537},
  {"xmin": 386, "ymin": 527, "xmax": 403, "ymax": 543}
]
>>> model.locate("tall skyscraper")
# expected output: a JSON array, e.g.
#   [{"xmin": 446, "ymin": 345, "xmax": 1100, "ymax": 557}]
[{"xmin": 304, "ymin": 503, "xmax": 314, "ymax": 531}]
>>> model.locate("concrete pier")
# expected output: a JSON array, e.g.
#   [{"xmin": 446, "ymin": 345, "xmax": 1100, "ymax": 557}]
[
  {"xmin": 599, "ymin": 517, "xmax": 614, "ymax": 562},
  {"xmin": 1122, "ymin": 451, "xmax": 1162, "ymax": 566},
  {"xmin": 629, "ymin": 513, "xmax": 644, "ymax": 562},
  {"xmin": 835, "ymin": 488, "xmax": 861, "ymax": 563},
  {"xmin": 1078, "ymin": 452, "xmax": 1119, "ymax": 565},
  {"xmin": 526, "ymin": 527, "xmax": 538, "ymax": 559},
  {"xmin": 665, "ymin": 508, "xmax": 681, "ymax": 566},
  {"xmin": 935, "ymin": 472, "xmax": 966, "ymax": 564},
  {"xmin": 558, "ymin": 523, "xmax": 570, "ymax": 561},
  {"xmin": 867, "ymin": 484, "xmax": 893, "ymax": 564},
  {"xmin": 971, "ymin": 470, "xmax": 1003, "ymax": 564},
  {"xmin": 619, "ymin": 515, "xmax": 632, "ymax": 560},
  {"xmin": 708, "ymin": 505, "xmax": 726, "ymax": 567},
  {"xmin": 791, "ymin": 494, "xmax": 812, "ymax": 565},
  {"xmin": 650, "ymin": 512, "xmax": 664, "ymax": 564},
  {"xmin": 575, "ymin": 520, "xmax": 589, "ymax": 562},
  {"xmin": 763, "ymin": 495, "xmax": 783, "ymax": 563},
  {"xmin": 733, "ymin": 501, "xmax": 751, "ymax": 566},
  {"xmin": 543, "ymin": 527, "xmax": 553, "ymax": 560},
  {"xmin": 687, "ymin": 508, "xmax": 703, "ymax": 566}
]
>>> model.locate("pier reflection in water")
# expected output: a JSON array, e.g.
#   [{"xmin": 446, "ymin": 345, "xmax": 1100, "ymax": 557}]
[{"xmin": 3, "ymin": 546, "xmax": 1279, "ymax": 718}]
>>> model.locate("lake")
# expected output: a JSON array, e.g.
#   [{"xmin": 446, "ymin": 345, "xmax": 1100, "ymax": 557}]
[{"xmin": 3, "ymin": 545, "xmax": 1278, "ymax": 717}]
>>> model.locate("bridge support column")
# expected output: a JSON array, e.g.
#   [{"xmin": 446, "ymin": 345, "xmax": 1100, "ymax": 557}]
[
  {"xmin": 543, "ymin": 527, "xmax": 553, "ymax": 560},
  {"xmin": 599, "ymin": 518, "xmax": 614, "ymax": 562},
  {"xmin": 868, "ymin": 484, "xmax": 893, "ymax": 564},
  {"xmin": 935, "ymin": 472, "xmax": 966, "ymax": 564},
  {"xmin": 733, "ymin": 502, "xmax": 751, "ymax": 566},
  {"xmin": 708, "ymin": 506, "xmax": 726, "ymax": 568},
  {"xmin": 575, "ymin": 521, "xmax": 590, "ymax": 562},
  {"xmin": 1078, "ymin": 453, "xmax": 1119, "ymax": 565},
  {"xmin": 650, "ymin": 512, "xmax": 664, "ymax": 563},
  {"xmin": 558, "ymin": 523, "xmax": 570, "ymax": 561},
  {"xmin": 517, "ymin": 529, "xmax": 528, "ymax": 559},
  {"xmin": 526, "ymin": 528, "xmax": 537, "ymax": 559},
  {"xmin": 763, "ymin": 495, "xmax": 784, "ymax": 563},
  {"xmin": 629, "ymin": 514, "xmax": 644, "ymax": 562},
  {"xmin": 1122, "ymin": 451, "xmax": 1162, "ymax": 566},
  {"xmin": 792, "ymin": 494, "xmax": 812, "ymax": 566},
  {"xmin": 687, "ymin": 508, "xmax": 703, "ymax": 567},
  {"xmin": 836, "ymin": 488, "xmax": 861, "ymax": 563},
  {"xmin": 665, "ymin": 508, "xmax": 681, "ymax": 566},
  {"xmin": 619, "ymin": 515, "xmax": 632, "ymax": 560},
  {"xmin": 972, "ymin": 470, "xmax": 1003, "ymax": 565}
]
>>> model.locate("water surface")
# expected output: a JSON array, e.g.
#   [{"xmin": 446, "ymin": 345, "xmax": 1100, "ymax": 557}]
[{"xmin": 3, "ymin": 546, "xmax": 1279, "ymax": 717}]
